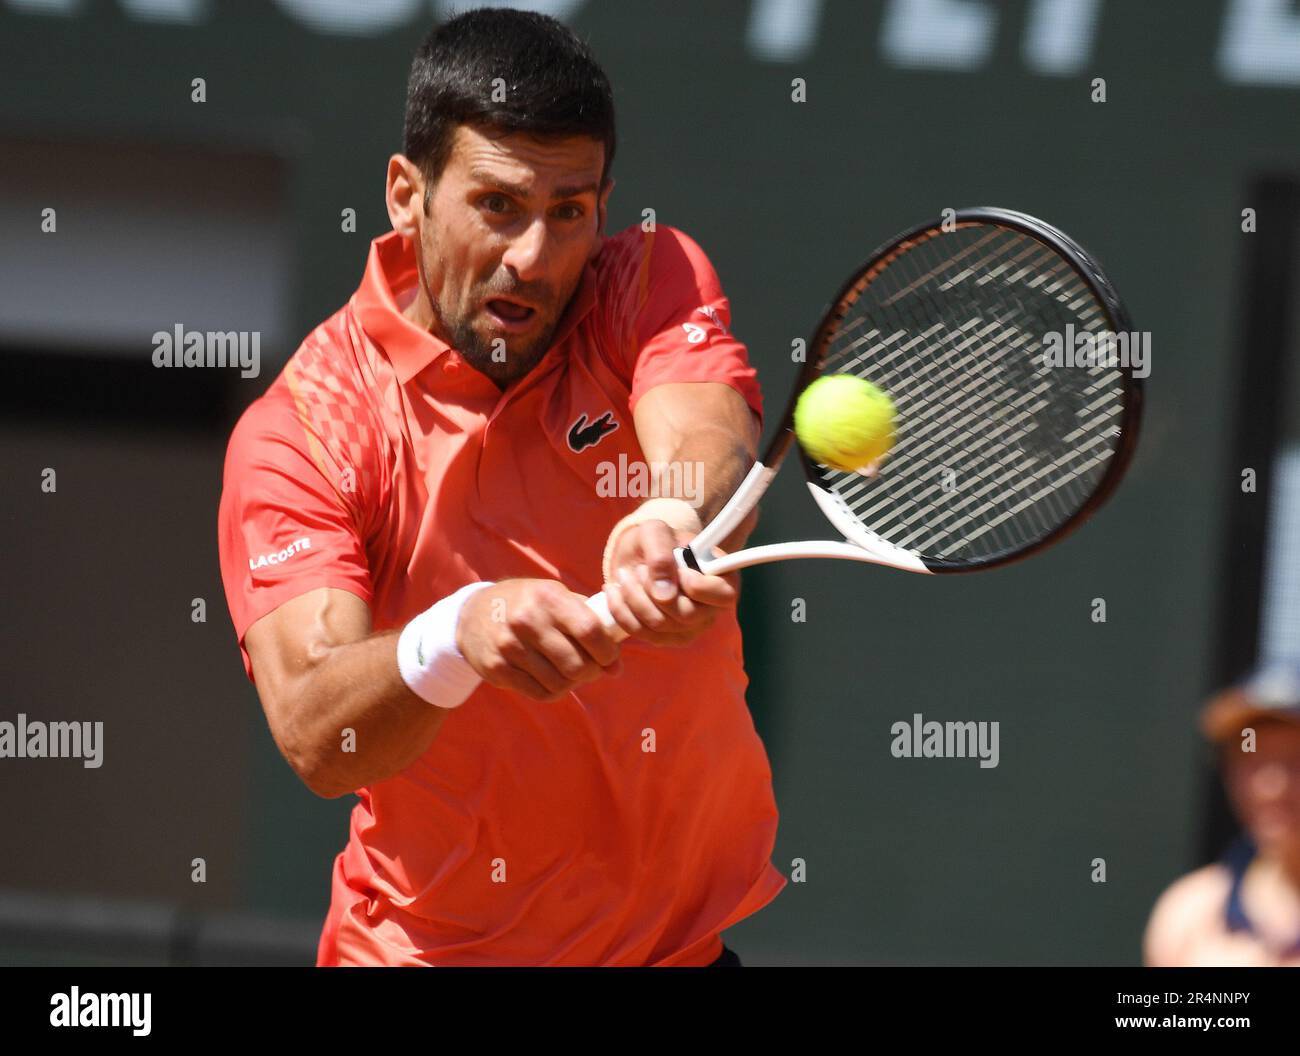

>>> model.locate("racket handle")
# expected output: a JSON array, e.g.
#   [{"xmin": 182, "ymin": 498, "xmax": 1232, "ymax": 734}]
[{"xmin": 585, "ymin": 589, "xmax": 629, "ymax": 643}]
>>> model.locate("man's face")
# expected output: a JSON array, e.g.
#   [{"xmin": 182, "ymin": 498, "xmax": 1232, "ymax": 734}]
[
  {"xmin": 411, "ymin": 124, "xmax": 609, "ymax": 386},
  {"xmin": 1223, "ymin": 721, "xmax": 1300, "ymax": 857}
]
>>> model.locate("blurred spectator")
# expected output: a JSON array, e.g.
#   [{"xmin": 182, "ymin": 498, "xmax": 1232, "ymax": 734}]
[{"xmin": 1144, "ymin": 662, "xmax": 1300, "ymax": 966}]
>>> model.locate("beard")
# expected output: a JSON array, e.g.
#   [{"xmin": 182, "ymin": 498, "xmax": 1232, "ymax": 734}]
[
  {"xmin": 421, "ymin": 250, "xmax": 579, "ymax": 387},
  {"xmin": 439, "ymin": 300, "xmax": 560, "ymax": 387}
]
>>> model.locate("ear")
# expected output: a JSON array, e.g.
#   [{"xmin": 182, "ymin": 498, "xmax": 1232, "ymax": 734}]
[
  {"xmin": 591, "ymin": 177, "xmax": 615, "ymax": 260},
  {"xmin": 386, "ymin": 155, "xmax": 424, "ymax": 239}
]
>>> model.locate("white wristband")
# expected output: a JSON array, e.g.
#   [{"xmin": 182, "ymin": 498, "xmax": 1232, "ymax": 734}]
[
  {"xmin": 601, "ymin": 497, "xmax": 703, "ymax": 585},
  {"xmin": 396, "ymin": 581, "xmax": 494, "ymax": 709}
]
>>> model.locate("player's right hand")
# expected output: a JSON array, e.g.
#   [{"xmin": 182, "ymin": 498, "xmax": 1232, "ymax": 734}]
[
  {"xmin": 602, "ymin": 519, "xmax": 738, "ymax": 647},
  {"xmin": 456, "ymin": 579, "xmax": 624, "ymax": 701}
]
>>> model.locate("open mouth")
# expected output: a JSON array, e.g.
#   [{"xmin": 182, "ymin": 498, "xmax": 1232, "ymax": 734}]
[{"xmin": 484, "ymin": 298, "xmax": 538, "ymax": 331}]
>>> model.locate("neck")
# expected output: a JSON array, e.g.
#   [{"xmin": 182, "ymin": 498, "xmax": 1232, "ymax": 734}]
[{"xmin": 401, "ymin": 284, "xmax": 437, "ymax": 333}]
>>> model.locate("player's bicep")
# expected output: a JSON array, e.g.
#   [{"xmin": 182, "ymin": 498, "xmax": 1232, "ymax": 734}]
[
  {"xmin": 244, "ymin": 587, "xmax": 372, "ymax": 742},
  {"xmin": 217, "ymin": 396, "xmax": 377, "ymax": 680}
]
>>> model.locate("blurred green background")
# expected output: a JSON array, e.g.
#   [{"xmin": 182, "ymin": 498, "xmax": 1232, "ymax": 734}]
[{"xmin": 2, "ymin": 0, "xmax": 1298, "ymax": 965}]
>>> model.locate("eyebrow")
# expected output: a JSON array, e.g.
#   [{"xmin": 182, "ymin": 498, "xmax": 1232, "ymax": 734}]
[{"xmin": 469, "ymin": 170, "xmax": 599, "ymax": 200}]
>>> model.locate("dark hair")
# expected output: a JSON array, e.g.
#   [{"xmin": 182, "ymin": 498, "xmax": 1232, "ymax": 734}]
[{"xmin": 404, "ymin": 8, "xmax": 616, "ymax": 190}]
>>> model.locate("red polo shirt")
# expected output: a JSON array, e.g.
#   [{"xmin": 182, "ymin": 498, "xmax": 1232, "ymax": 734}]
[{"xmin": 217, "ymin": 224, "xmax": 785, "ymax": 965}]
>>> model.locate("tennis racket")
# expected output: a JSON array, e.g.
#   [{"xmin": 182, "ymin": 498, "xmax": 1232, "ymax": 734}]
[{"xmin": 586, "ymin": 207, "xmax": 1143, "ymax": 638}]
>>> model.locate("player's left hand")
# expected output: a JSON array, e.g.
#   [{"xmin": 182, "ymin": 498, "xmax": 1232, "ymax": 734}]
[{"xmin": 602, "ymin": 519, "xmax": 738, "ymax": 647}]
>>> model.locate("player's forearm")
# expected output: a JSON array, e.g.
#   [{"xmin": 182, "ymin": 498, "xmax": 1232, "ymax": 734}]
[
  {"xmin": 282, "ymin": 629, "xmax": 449, "ymax": 798},
  {"xmin": 656, "ymin": 423, "xmax": 756, "ymax": 550},
  {"xmin": 631, "ymin": 383, "xmax": 762, "ymax": 552}
]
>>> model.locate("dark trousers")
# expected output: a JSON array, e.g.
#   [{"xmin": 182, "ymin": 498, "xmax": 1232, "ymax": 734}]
[{"xmin": 707, "ymin": 945, "xmax": 742, "ymax": 967}]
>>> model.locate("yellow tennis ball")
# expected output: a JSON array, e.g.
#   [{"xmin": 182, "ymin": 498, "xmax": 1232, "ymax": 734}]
[{"xmin": 794, "ymin": 375, "xmax": 896, "ymax": 473}]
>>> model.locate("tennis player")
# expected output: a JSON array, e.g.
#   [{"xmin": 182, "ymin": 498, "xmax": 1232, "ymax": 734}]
[
  {"xmin": 1143, "ymin": 661, "xmax": 1300, "ymax": 966},
  {"xmin": 217, "ymin": 8, "xmax": 784, "ymax": 966}
]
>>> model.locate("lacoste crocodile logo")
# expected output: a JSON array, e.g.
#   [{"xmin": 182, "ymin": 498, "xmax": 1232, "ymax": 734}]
[{"xmin": 567, "ymin": 411, "xmax": 620, "ymax": 452}]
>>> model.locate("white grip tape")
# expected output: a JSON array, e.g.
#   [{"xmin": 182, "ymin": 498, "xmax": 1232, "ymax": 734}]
[
  {"xmin": 397, "ymin": 581, "xmax": 495, "ymax": 709},
  {"xmin": 585, "ymin": 589, "xmax": 629, "ymax": 643}
]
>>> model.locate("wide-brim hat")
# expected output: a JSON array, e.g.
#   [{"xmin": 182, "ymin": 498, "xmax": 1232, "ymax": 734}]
[{"xmin": 1202, "ymin": 660, "xmax": 1300, "ymax": 743}]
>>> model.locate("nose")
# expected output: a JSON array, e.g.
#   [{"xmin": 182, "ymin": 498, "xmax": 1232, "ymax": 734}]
[
  {"xmin": 1251, "ymin": 763, "xmax": 1289, "ymax": 801},
  {"xmin": 500, "ymin": 216, "xmax": 549, "ymax": 283}
]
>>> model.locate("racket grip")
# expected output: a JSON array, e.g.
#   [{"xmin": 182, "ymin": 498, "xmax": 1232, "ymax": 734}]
[{"xmin": 585, "ymin": 589, "xmax": 629, "ymax": 643}]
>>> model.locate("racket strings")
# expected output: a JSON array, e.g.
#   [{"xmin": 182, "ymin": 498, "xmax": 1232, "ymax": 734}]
[
  {"xmin": 897, "ymin": 266, "xmax": 1106, "ymax": 552},
  {"xmin": 866, "ymin": 236, "xmax": 1110, "ymax": 554},
  {"xmin": 817, "ymin": 223, "xmax": 1127, "ymax": 565}
]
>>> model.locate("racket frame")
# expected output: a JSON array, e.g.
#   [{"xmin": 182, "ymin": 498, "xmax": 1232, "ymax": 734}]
[
  {"xmin": 587, "ymin": 208, "xmax": 1143, "ymax": 634},
  {"xmin": 791, "ymin": 207, "xmax": 1142, "ymax": 574}
]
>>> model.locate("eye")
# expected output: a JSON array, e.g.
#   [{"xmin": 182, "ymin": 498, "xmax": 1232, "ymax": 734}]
[
  {"xmin": 481, "ymin": 194, "xmax": 512, "ymax": 214},
  {"xmin": 553, "ymin": 203, "xmax": 584, "ymax": 221}
]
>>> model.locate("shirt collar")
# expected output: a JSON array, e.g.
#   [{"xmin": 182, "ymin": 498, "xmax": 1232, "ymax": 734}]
[{"xmin": 354, "ymin": 230, "xmax": 599, "ymax": 386}]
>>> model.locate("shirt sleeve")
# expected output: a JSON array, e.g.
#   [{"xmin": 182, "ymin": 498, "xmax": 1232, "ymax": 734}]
[
  {"xmin": 625, "ymin": 226, "xmax": 763, "ymax": 426},
  {"xmin": 217, "ymin": 389, "xmax": 375, "ymax": 682}
]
